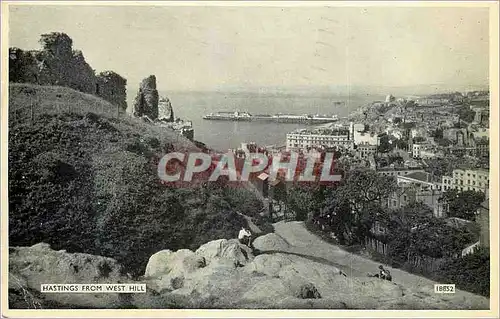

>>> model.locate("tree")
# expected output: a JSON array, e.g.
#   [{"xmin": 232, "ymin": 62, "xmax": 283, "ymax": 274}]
[
  {"xmin": 456, "ymin": 105, "xmax": 476, "ymax": 123},
  {"xmin": 288, "ymin": 184, "xmax": 325, "ymax": 222},
  {"xmin": 378, "ymin": 135, "xmax": 392, "ymax": 153},
  {"xmin": 431, "ymin": 128, "xmax": 444, "ymax": 139},
  {"xmin": 387, "ymin": 155, "xmax": 404, "ymax": 166},
  {"xmin": 424, "ymin": 158, "xmax": 454, "ymax": 177},
  {"xmin": 394, "ymin": 139, "xmax": 408, "ymax": 151},
  {"xmin": 381, "ymin": 203, "xmax": 476, "ymax": 265},
  {"xmin": 320, "ymin": 170, "xmax": 397, "ymax": 245},
  {"xmin": 442, "ymin": 189, "xmax": 485, "ymax": 220},
  {"xmin": 393, "ymin": 117, "xmax": 402, "ymax": 125},
  {"xmin": 435, "ymin": 138, "xmax": 453, "ymax": 147}
]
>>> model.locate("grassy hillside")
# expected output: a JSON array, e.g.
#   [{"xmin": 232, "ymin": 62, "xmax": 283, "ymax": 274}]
[{"xmin": 8, "ymin": 83, "xmax": 265, "ymax": 275}]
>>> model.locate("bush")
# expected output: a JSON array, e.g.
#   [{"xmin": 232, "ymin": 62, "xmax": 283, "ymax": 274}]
[{"xmin": 434, "ymin": 248, "xmax": 490, "ymax": 297}]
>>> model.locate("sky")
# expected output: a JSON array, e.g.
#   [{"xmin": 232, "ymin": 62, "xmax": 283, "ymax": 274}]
[{"xmin": 8, "ymin": 4, "xmax": 490, "ymax": 93}]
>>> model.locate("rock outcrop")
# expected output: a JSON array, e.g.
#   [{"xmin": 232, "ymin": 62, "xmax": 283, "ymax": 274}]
[
  {"xmin": 8, "ymin": 32, "xmax": 127, "ymax": 109},
  {"xmin": 158, "ymin": 96, "xmax": 174, "ymax": 122},
  {"xmin": 9, "ymin": 243, "xmax": 130, "ymax": 309},
  {"xmin": 9, "ymin": 234, "xmax": 490, "ymax": 309},
  {"xmin": 252, "ymin": 233, "xmax": 290, "ymax": 251},
  {"xmin": 133, "ymin": 75, "xmax": 159, "ymax": 119}
]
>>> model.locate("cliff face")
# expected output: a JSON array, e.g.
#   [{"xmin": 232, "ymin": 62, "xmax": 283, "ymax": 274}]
[
  {"xmin": 9, "ymin": 32, "xmax": 126, "ymax": 109},
  {"xmin": 158, "ymin": 96, "xmax": 174, "ymax": 122},
  {"xmin": 133, "ymin": 75, "xmax": 159, "ymax": 119}
]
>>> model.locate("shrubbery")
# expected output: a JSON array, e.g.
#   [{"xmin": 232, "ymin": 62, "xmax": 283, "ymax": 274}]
[
  {"xmin": 8, "ymin": 84, "xmax": 265, "ymax": 275},
  {"xmin": 434, "ymin": 248, "xmax": 490, "ymax": 297}
]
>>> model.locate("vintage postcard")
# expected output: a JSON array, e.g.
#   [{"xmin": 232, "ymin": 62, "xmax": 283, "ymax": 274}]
[{"xmin": 1, "ymin": 1, "xmax": 498, "ymax": 318}]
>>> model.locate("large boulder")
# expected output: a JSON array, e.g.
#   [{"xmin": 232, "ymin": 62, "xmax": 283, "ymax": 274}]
[
  {"xmin": 144, "ymin": 249, "xmax": 206, "ymax": 293},
  {"xmin": 145, "ymin": 249, "xmax": 204, "ymax": 278},
  {"xmin": 195, "ymin": 239, "xmax": 254, "ymax": 266},
  {"xmin": 9, "ymin": 243, "xmax": 130, "ymax": 308},
  {"xmin": 144, "ymin": 238, "xmax": 255, "ymax": 295},
  {"xmin": 252, "ymin": 233, "xmax": 290, "ymax": 251}
]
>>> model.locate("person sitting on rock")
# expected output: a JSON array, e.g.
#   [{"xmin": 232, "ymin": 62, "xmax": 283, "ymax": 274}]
[
  {"xmin": 238, "ymin": 227, "xmax": 252, "ymax": 247},
  {"xmin": 378, "ymin": 265, "xmax": 392, "ymax": 281}
]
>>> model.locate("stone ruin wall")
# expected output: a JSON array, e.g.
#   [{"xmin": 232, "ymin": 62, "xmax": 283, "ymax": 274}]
[
  {"xmin": 9, "ymin": 32, "xmax": 127, "ymax": 110},
  {"xmin": 96, "ymin": 71, "xmax": 128, "ymax": 111}
]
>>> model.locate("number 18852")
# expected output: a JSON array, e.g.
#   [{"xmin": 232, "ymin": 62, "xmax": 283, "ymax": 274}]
[{"xmin": 434, "ymin": 284, "xmax": 455, "ymax": 293}]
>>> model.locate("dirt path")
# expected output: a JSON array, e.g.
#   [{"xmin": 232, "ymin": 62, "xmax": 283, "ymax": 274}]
[{"xmin": 272, "ymin": 221, "xmax": 489, "ymax": 307}]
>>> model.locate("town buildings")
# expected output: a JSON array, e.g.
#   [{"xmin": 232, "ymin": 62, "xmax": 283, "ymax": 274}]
[
  {"xmin": 377, "ymin": 167, "xmax": 426, "ymax": 177},
  {"xmin": 355, "ymin": 143, "xmax": 378, "ymax": 159},
  {"xmin": 441, "ymin": 168, "xmax": 489, "ymax": 193},
  {"xmin": 350, "ymin": 123, "xmax": 380, "ymax": 146},
  {"xmin": 386, "ymin": 171, "xmax": 446, "ymax": 218},
  {"xmin": 286, "ymin": 127, "xmax": 352, "ymax": 151}
]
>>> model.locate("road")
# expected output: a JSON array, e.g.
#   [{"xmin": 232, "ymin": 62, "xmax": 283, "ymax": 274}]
[{"xmin": 271, "ymin": 220, "xmax": 490, "ymax": 308}]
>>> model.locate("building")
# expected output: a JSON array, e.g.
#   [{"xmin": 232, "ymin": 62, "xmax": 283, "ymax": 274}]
[
  {"xmin": 410, "ymin": 127, "xmax": 428, "ymax": 139},
  {"xmin": 416, "ymin": 98, "xmax": 449, "ymax": 106},
  {"xmin": 420, "ymin": 148, "xmax": 443, "ymax": 159},
  {"xmin": 476, "ymin": 139, "xmax": 489, "ymax": 158},
  {"xmin": 441, "ymin": 168, "xmax": 489, "ymax": 193},
  {"xmin": 386, "ymin": 172, "xmax": 446, "ymax": 217},
  {"xmin": 448, "ymin": 146, "xmax": 477, "ymax": 157},
  {"xmin": 350, "ymin": 123, "xmax": 379, "ymax": 146},
  {"xmin": 286, "ymin": 128, "xmax": 352, "ymax": 151},
  {"xmin": 385, "ymin": 94, "xmax": 396, "ymax": 103},
  {"xmin": 473, "ymin": 108, "xmax": 484, "ymax": 124},
  {"xmin": 355, "ymin": 143, "xmax": 378, "ymax": 159},
  {"xmin": 397, "ymin": 171, "xmax": 442, "ymax": 191},
  {"xmin": 412, "ymin": 143, "xmax": 424, "ymax": 158},
  {"xmin": 471, "ymin": 127, "xmax": 489, "ymax": 140},
  {"xmin": 443, "ymin": 128, "xmax": 473, "ymax": 146},
  {"xmin": 377, "ymin": 167, "xmax": 426, "ymax": 177}
]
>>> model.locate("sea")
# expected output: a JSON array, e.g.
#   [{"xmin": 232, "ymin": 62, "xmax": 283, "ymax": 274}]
[{"xmin": 134, "ymin": 91, "xmax": 386, "ymax": 152}]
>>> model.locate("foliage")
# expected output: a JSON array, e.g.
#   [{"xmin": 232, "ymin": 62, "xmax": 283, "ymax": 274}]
[
  {"xmin": 380, "ymin": 202, "xmax": 477, "ymax": 258},
  {"xmin": 435, "ymin": 137, "xmax": 453, "ymax": 147},
  {"xmin": 430, "ymin": 128, "xmax": 444, "ymax": 139},
  {"xmin": 413, "ymin": 136, "xmax": 426, "ymax": 143},
  {"xmin": 317, "ymin": 170, "xmax": 397, "ymax": 245},
  {"xmin": 223, "ymin": 187, "xmax": 264, "ymax": 219},
  {"xmin": 456, "ymin": 105, "xmax": 476, "ymax": 123},
  {"xmin": 435, "ymin": 248, "xmax": 490, "ymax": 297},
  {"xmin": 387, "ymin": 155, "xmax": 404, "ymax": 166},
  {"xmin": 9, "ymin": 48, "xmax": 39, "ymax": 84},
  {"xmin": 8, "ymin": 84, "xmax": 268, "ymax": 276},
  {"xmin": 287, "ymin": 184, "xmax": 327, "ymax": 222},
  {"xmin": 377, "ymin": 134, "xmax": 392, "ymax": 153},
  {"xmin": 442, "ymin": 189, "xmax": 485, "ymax": 220},
  {"xmin": 393, "ymin": 139, "xmax": 408, "ymax": 150}
]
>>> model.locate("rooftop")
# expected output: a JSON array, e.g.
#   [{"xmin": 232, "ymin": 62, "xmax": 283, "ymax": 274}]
[
  {"xmin": 289, "ymin": 128, "xmax": 349, "ymax": 136},
  {"xmin": 404, "ymin": 171, "xmax": 432, "ymax": 183}
]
